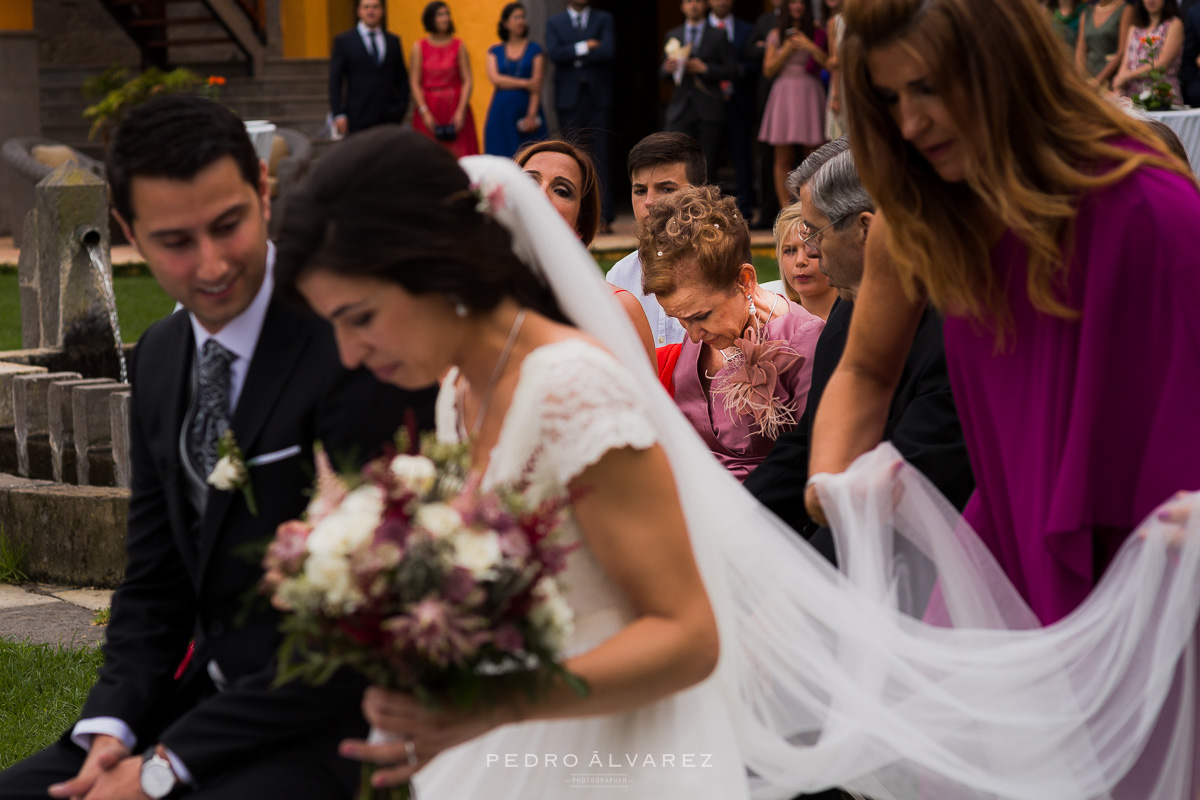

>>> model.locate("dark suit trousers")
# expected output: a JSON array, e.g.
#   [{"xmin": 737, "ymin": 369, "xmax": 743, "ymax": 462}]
[
  {"xmin": 557, "ymin": 83, "xmax": 614, "ymax": 223},
  {"xmin": 725, "ymin": 100, "xmax": 756, "ymax": 215},
  {"xmin": 0, "ymin": 707, "xmax": 364, "ymax": 799},
  {"xmin": 666, "ymin": 107, "xmax": 723, "ymax": 191}
]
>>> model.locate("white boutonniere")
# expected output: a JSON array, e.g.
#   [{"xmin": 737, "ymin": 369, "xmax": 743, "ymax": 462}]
[{"xmin": 207, "ymin": 429, "xmax": 258, "ymax": 516}]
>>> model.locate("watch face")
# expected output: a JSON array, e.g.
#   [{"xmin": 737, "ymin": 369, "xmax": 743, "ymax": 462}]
[{"xmin": 141, "ymin": 758, "xmax": 176, "ymax": 799}]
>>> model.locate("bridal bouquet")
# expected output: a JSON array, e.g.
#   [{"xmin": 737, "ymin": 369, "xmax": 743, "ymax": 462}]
[{"xmin": 262, "ymin": 433, "xmax": 585, "ymax": 799}]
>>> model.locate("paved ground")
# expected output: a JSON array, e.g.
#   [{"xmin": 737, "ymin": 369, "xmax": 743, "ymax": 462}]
[{"xmin": 0, "ymin": 583, "xmax": 111, "ymax": 648}]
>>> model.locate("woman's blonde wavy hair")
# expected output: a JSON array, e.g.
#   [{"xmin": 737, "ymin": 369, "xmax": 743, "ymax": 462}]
[
  {"xmin": 840, "ymin": 0, "xmax": 1194, "ymax": 335},
  {"xmin": 638, "ymin": 185, "xmax": 751, "ymax": 297},
  {"xmin": 773, "ymin": 204, "xmax": 807, "ymax": 304}
]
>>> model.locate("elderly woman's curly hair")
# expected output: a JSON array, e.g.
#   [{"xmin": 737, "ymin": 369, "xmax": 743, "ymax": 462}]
[{"xmin": 637, "ymin": 185, "xmax": 751, "ymax": 297}]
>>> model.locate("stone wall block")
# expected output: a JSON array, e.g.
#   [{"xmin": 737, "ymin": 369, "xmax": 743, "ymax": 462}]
[
  {"xmin": 48, "ymin": 377, "xmax": 113, "ymax": 483},
  {"xmin": 110, "ymin": 390, "xmax": 132, "ymax": 489},
  {"xmin": 33, "ymin": 164, "xmax": 110, "ymax": 351},
  {"xmin": 18, "ymin": 209, "xmax": 42, "ymax": 348},
  {"xmin": 73, "ymin": 382, "xmax": 129, "ymax": 487},
  {"xmin": 0, "ymin": 473, "xmax": 128, "ymax": 588},
  {"xmin": 0, "ymin": 361, "xmax": 48, "ymax": 428},
  {"xmin": 13, "ymin": 370, "xmax": 82, "ymax": 478}
]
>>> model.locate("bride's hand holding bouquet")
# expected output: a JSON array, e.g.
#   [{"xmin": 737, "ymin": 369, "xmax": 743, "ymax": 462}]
[{"xmin": 261, "ymin": 434, "xmax": 585, "ymax": 798}]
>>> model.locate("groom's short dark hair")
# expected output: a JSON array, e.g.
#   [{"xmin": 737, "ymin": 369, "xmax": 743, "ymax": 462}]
[{"xmin": 107, "ymin": 93, "xmax": 261, "ymax": 223}]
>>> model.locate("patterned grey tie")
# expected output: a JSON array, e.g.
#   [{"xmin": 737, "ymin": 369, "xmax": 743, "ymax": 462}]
[{"xmin": 189, "ymin": 340, "xmax": 235, "ymax": 478}]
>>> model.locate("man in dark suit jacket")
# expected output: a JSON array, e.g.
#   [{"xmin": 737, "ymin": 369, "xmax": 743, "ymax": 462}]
[
  {"xmin": 708, "ymin": 0, "xmax": 759, "ymax": 217},
  {"xmin": 0, "ymin": 95, "xmax": 436, "ymax": 800},
  {"xmin": 329, "ymin": 0, "xmax": 410, "ymax": 136},
  {"xmin": 546, "ymin": 0, "xmax": 617, "ymax": 228},
  {"xmin": 1182, "ymin": 2, "xmax": 1200, "ymax": 108},
  {"xmin": 663, "ymin": 0, "xmax": 737, "ymax": 204},
  {"xmin": 745, "ymin": 148, "xmax": 972, "ymax": 564}
]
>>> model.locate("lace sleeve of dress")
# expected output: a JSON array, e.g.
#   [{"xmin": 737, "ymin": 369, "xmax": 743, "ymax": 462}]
[{"xmin": 510, "ymin": 341, "xmax": 658, "ymax": 488}]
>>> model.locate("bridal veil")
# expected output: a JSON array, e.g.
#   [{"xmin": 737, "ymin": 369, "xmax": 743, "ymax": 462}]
[{"xmin": 459, "ymin": 155, "xmax": 1200, "ymax": 800}]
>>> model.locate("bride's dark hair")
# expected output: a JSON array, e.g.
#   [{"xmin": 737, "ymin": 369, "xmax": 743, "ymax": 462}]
[{"xmin": 275, "ymin": 125, "xmax": 565, "ymax": 322}]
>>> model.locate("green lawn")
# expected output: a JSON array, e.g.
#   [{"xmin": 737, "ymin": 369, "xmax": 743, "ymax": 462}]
[
  {"xmin": 0, "ymin": 641, "xmax": 104, "ymax": 769},
  {"xmin": 0, "ymin": 272, "xmax": 175, "ymax": 352}
]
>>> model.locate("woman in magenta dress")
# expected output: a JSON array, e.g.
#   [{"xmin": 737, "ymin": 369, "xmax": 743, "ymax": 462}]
[
  {"xmin": 759, "ymin": 0, "xmax": 829, "ymax": 209},
  {"xmin": 639, "ymin": 186, "xmax": 824, "ymax": 481},
  {"xmin": 410, "ymin": 1, "xmax": 479, "ymax": 157},
  {"xmin": 805, "ymin": 0, "xmax": 1200, "ymax": 625}
]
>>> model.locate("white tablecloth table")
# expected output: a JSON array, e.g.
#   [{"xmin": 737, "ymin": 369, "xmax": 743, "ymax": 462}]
[{"xmin": 1148, "ymin": 108, "xmax": 1200, "ymax": 174}]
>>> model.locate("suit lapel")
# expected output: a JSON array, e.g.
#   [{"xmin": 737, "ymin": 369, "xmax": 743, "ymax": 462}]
[
  {"xmin": 197, "ymin": 300, "xmax": 311, "ymax": 580},
  {"xmin": 156, "ymin": 313, "xmax": 202, "ymax": 572}
]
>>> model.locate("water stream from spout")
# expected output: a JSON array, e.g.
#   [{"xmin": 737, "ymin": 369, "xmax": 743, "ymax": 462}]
[{"xmin": 85, "ymin": 243, "xmax": 128, "ymax": 384}]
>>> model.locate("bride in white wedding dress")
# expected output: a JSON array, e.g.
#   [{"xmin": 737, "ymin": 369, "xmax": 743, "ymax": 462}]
[{"xmin": 275, "ymin": 125, "xmax": 1200, "ymax": 799}]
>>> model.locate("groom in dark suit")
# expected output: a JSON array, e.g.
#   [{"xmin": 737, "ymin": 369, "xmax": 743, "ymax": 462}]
[
  {"xmin": 0, "ymin": 95, "xmax": 435, "ymax": 799},
  {"xmin": 329, "ymin": 0, "xmax": 410, "ymax": 136},
  {"xmin": 662, "ymin": 0, "xmax": 737, "ymax": 187}
]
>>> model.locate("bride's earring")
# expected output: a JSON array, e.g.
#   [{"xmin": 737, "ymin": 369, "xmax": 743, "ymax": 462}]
[
  {"xmin": 449, "ymin": 295, "xmax": 469, "ymax": 318},
  {"xmin": 748, "ymin": 293, "xmax": 756, "ymax": 319}
]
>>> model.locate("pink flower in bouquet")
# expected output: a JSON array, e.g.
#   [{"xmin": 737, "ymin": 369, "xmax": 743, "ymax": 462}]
[
  {"xmin": 308, "ymin": 445, "xmax": 349, "ymax": 524},
  {"xmin": 265, "ymin": 520, "xmax": 311, "ymax": 574},
  {"xmin": 385, "ymin": 597, "xmax": 487, "ymax": 668}
]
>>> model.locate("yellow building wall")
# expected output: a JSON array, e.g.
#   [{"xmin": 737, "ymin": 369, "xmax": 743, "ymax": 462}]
[
  {"xmin": 0, "ymin": 0, "xmax": 35, "ymax": 30},
  {"xmin": 387, "ymin": 0, "xmax": 506, "ymax": 145}
]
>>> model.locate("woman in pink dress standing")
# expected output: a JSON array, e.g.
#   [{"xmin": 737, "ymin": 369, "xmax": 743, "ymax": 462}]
[
  {"xmin": 759, "ymin": 0, "xmax": 828, "ymax": 209},
  {"xmin": 410, "ymin": 1, "xmax": 479, "ymax": 157}
]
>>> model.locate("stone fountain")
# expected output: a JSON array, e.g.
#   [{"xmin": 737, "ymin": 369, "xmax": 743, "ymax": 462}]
[{"xmin": 0, "ymin": 163, "xmax": 135, "ymax": 587}]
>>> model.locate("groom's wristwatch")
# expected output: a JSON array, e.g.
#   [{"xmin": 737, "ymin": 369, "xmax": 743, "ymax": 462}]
[{"xmin": 140, "ymin": 745, "xmax": 180, "ymax": 798}]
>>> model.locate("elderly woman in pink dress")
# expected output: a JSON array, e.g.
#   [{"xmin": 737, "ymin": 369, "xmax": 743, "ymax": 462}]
[{"xmin": 639, "ymin": 186, "xmax": 824, "ymax": 481}]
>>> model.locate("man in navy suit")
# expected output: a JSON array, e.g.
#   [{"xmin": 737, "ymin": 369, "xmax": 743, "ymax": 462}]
[
  {"xmin": 546, "ymin": 0, "xmax": 617, "ymax": 230},
  {"xmin": 708, "ymin": 0, "xmax": 758, "ymax": 217},
  {"xmin": 1183, "ymin": 1, "xmax": 1200, "ymax": 107},
  {"xmin": 329, "ymin": 0, "xmax": 410, "ymax": 136},
  {"xmin": 662, "ymin": 0, "xmax": 737, "ymax": 186}
]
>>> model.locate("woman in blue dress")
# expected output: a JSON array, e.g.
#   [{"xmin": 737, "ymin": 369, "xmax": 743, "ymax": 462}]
[{"xmin": 484, "ymin": 2, "xmax": 548, "ymax": 157}]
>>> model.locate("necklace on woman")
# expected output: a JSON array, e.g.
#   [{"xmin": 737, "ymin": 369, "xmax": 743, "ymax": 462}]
[
  {"xmin": 718, "ymin": 292, "xmax": 782, "ymax": 365},
  {"xmin": 467, "ymin": 309, "xmax": 526, "ymax": 437}
]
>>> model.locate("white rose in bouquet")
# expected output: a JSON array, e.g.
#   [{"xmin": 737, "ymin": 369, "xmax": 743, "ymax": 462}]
[
  {"xmin": 390, "ymin": 454, "xmax": 438, "ymax": 495},
  {"xmin": 416, "ymin": 502, "xmax": 464, "ymax": 540},
  {"xmin": 452, "ymin": 529, "xmax": 503, "ymax": 580},
  {"xmin": 304, "ymin": 551, "xmax": 365, "ymax": 615},
  {"xmin": 530, "ymin": 577, "xmax": 574, "ymax": 654},
  {"xmin": 307, "ymin": 485, "xmax": 384, "ymax": 557}
]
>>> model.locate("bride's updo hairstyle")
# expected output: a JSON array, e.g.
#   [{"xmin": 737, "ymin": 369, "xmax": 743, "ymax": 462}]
[
  {"xmin": 638, "ymin": 185, "xmax": 750, "ymax": 297},
  {"xmin": 275, "ymin": 126, "xmax": 564, "ymax": 322}
]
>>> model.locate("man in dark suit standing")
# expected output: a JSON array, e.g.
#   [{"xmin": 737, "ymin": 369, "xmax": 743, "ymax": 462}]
[
  {"xmin": 546, "ymin": 0, "xmax": 617, "ymax": 231},
  {"xmin": 329, "ymin": 0, "xmax": 410, "ymax": 136},
  {"xmin": 745, "ymin": 144, "xmax": 972, "ymax": 565},
  {"xmin": 708, "ymin": 0, "xmax": 758, "ymax": 217},
  {"xmin": 663, "ymin": 0, "xmax": 737, "ymax": 196},
  {"xmin": 1182, "ymin": 1, "xmax": 1200, "ymax": 107},
  {"xmin": 0, "ymin": 95, "xmax": 435, "ymax": 800}
]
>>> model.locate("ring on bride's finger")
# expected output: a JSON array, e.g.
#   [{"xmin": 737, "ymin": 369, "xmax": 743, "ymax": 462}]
[{"xmin": 405, "ymin": 737, "xmax": 419, "ymax": 767}]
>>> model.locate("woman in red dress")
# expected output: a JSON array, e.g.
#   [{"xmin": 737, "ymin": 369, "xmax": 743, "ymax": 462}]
[{"xmin": 410, "ymin": 1, "xmax": 479, "ymax": 157}]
